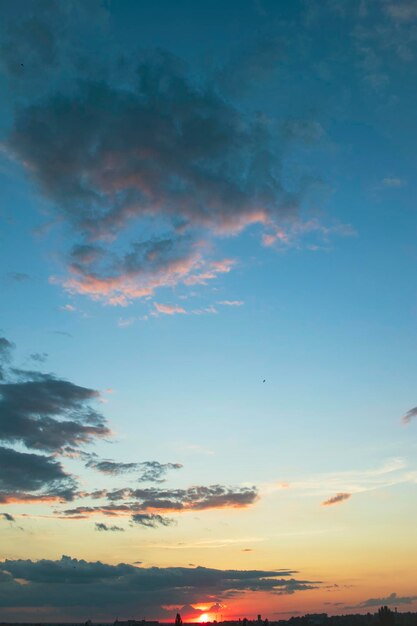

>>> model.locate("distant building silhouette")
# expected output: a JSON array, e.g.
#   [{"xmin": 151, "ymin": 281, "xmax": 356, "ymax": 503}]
[{"xmin": 175, "ymin": 614, "xmax": 183, "ymax": 626}]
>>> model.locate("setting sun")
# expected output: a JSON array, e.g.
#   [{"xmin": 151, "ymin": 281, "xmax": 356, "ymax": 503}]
[{"xmin": 199, "ymin": 615, "xmax": 210, "ymax": 623}]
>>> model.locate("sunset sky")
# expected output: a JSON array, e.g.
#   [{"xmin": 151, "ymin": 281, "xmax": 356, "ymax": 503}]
[{"xmin": 1, "ymin": 0, "xmax": 417, "ymax": 622}]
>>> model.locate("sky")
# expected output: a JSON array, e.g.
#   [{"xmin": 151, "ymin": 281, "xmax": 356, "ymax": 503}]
[{"xmin": 0, "ymin": 0, "xmax": 417, "ymax": 622}]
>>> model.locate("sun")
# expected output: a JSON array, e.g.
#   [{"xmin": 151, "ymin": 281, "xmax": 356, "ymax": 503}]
[{"xmin": 199, "ymin": 614, "xmax": 210, "ymax": 623}]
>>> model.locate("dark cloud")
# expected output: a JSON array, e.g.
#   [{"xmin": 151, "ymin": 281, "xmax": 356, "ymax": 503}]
[
  {"xmin": 6, "ymin": 47, "xmax": 301, "ymax": 306},
  {"xmin": 352, "ymin": 592, "xmax": 417, "ymax": 608},
  {"xmin": 0, "ymin": 446, "xmax": 76, "ymax": 502},
  {"xmin": 0, "ymin": 336, "xmax": 110, "ymax": 505},
  {"xmin": 131, "ymin": 513, "xmax": 175, "ymax": 528},
  {"xmin": 94, "ymin": 522, "xmax": 124, "ymax": 532},
  {"xmin": 62, "ymin": 484, "xmax": 258, "ymax": 518},
  {"xmin": 138, "ymin": 461, "xmax": 182, "ymax": 483},
  {"xmin": 86, "ymin": 458, "xmax": 182, "ymax": 482},
  {"xmin": 0, "ymin": 373, "xmax": 110, "ymax": 452},
  {"xmin": 0, "ymin": 555, "xmax": 320, "ymax": 621},
  {"xmin": 1, "ymin": 512, "xmax": 15, "ymax": 522},
  {"xmin": 0, "ymin": 337, "xmax": 14, "ymax": 380},
  {"xmin": 402, "ymin": 406, "xmax": 417, "ymax": 424},
  {"xmin": 321, "ymin": 492, "xmax": 351, "ymax": 506}
]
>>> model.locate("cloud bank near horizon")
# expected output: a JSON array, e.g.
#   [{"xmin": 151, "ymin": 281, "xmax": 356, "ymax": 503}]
[{"xmin": 0, "ymin": 555, "xmax": 320, "ymax": 621}]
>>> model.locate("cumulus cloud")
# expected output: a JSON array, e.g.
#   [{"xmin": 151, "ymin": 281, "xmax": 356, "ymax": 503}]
[
  {"xmin": 0, "ymin": 555, "xmax": 320, "ymax": 621},
  {"xmin": 94, "ymin": 522, "xmax": 124, "ymax": 532},
  {"xmin": 0, "ymin": 446, "xmax": 76, "ymax": 501},
  {"xmin": 4, "ymin": 25, "xmax": 336, "ymax": 307},
  {"xmin": 402, "ymin": 407, "xmax": 417, "ymax": 424},
  {"xmin": 321, "ymin": 492, "xmax": 351, "ymax": 506},
  {"xmin": 0, "ymin": 336, "xmax": 109, "ymax": 504},
  {"xmin": 0, "ymin": 373, "xmax": 110, "ymax": 452}
]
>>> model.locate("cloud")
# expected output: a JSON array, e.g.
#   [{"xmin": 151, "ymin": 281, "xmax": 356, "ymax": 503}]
[
  {"xmin": 131, "ymin": 513, "xmax": 175, "ymax": 528},
  {"xmin": 0, "ymin": 446, "xmax": 76, "ymax": 502},
  {"xmin": 218, "ymin": 300, "xmax": 244, "ymax": 307},
  {"xmin": 0, "ymin": 337, "xmax": 14, "ymax": 380},
  {"xmin": 86, "ymin": 458, "xmax": 182, "ymax": 482},
  {"xmin": 0, "ymin": 336, "xmax": 110, "ymax": 504},
  {"xmin": 1, "ymin": 512, "xmax": 15, "ymax": 522},
  {"xmin": 5, "ymin": 44, "xmax": 313, "ymax": 306},
  {"xmin": 94, "ymin": 522, "xmax": 124, "ymax": 532},
  {"xmin": 4, "ymin": 272, "xmax": 30, "ymax": 282},
  {"xmin": 61, "ymin": 484, "xmax": 258, "ymax": 518},
  {"xmin": 352, "ymin": 592, "xmax": 417, "ymax": 608},
  {"xmin": 384, "ymin": 2, "xmax": 417, "ymax": 21},
  {"xmin": 402, "ymin": 407, "xmax": 417, "ymax": 424},
  {"xmin": 321, "ymin": 492, "xmax": 351, "ymax": 506},
  {"xmin": 153, "ymin": 303, "xmax": 187, "ymax": 316},
  {"xmin": 0, "ymin": 555, "xmax": 320, "ymax": 620},
  {"xmin": 29, "ymin": 352, "xmax": 48, "ymax": 363},
  {"xmin": 263, "ymin": 458, "xmax": 414, "ymax": 499},
  {"xmin": 382, "ymin": 177, "xmax": 406, "ymax": 188},
  {"xmin": 0, "ymin": 373, "xmax": 110, "ymax": 452}
]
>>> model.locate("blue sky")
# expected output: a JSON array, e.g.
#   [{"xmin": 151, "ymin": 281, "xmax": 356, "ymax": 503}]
[{"xmin": 0, "ymin": 0, "xmax": 417, "ymax": 622}]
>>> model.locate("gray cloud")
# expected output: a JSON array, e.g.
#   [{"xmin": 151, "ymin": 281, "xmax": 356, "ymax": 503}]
[
  {"xmin": 86, "ymin": 458, "xmax": 182, "ymax": 482},
  {"xmin": 94, "ymin": 522, "xmax": 124, "ymax": 532},
  {"xmin": 138, "ymin": 461, "xmax": 183, "ymax": 482},
  {"xmin": 131, "ymin": 513, "xmax": 175, "ymax": 528},
  {"xmin": 61, "ymin": 484, "xmax": 258, "ymax": 518},
  {"xmin": 1, "ymin": 512, "xmax": 15, "ymax": 522},
  {"xmin": 352, "ymin": 592, "xmax": 417, "ymax": 608},
  {"xmin": 29, "ymin": 352, "xmax": 48, "ymax": 363},
  {"xmin": 0, "ymin": 555, "xmax": 320, "ymax": 621},
  {"xmin": 0, "ymin": 445, "xmax": 76, "ymax": 503},
  {"xmin": 6, "ymin": 45, "xmax": 302, "ymax": 306},
  {"xmin": 0, "ymin": 337, "xmax": 14, "ymax": 380},
  {"xmin": 0, "ymin": 373, "xmax": 110, "ymax": 452},
  {"xmin": 321, "ymin": 492, "xmax": 351, "ymax": 506},
  {"xmin": 402, "ymin": 406, "xmax": 417, "ymax": 424},
  {"xmin": 0, "ymin": 336, "xmax": 109, "ymax": 504},
  {"xmin": 4, "ymin": 272, "xmax": 30, "ymax": 283}
]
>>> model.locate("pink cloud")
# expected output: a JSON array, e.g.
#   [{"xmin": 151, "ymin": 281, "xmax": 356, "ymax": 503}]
[{"xmin": 153, "ymin": 302, "xmax": 187, "ymax": 316}]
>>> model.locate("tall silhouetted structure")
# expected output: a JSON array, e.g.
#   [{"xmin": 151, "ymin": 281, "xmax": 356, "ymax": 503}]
[{"xmin": 175, "ymin": 614, "xmax": 182, "ymax": 626}]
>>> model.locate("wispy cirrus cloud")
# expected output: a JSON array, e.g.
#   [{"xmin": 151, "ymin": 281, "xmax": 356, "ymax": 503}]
[{"xmin": 263, "ymin": 458, "xmax": 417, "ymax": 502}]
